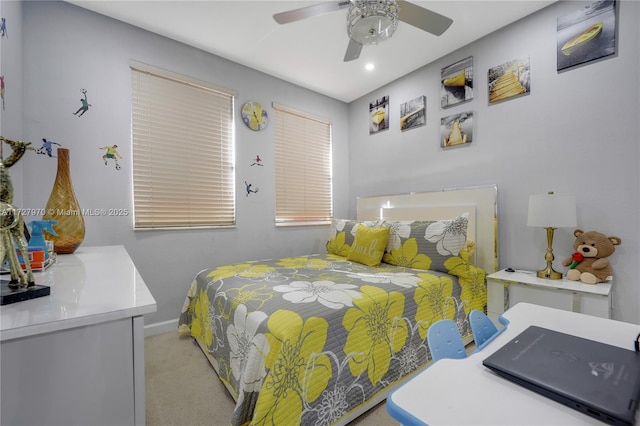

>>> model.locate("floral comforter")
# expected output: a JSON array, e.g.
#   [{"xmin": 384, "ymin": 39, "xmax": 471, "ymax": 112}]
[{"xmin": 178, "ymin": 252, "xmax": 486, "ymax": 426}]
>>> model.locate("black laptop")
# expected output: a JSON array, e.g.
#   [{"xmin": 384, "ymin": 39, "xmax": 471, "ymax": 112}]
[{"xmin": 483, "ymin": 326, "xmax": 640, "ymax": 425}]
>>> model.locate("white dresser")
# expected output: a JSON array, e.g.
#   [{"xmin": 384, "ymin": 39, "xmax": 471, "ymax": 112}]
[
  {"xmin": 1, "ymin": 245, "xmax": 156, "ymax": 426},
  {"xmin": 487, "ymin": 269, "xmax": 612, "ymax": 326}
]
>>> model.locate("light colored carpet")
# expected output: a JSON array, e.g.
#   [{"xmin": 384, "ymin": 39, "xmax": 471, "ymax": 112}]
[{"xmin": 144, "ymin": 331, "xmax": 398, "ymax": 426}]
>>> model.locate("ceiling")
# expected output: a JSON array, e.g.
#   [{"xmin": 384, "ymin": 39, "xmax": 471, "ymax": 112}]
[{"xmin": 66, "ymin": 1, "xmax": 555, "ymax": 103}]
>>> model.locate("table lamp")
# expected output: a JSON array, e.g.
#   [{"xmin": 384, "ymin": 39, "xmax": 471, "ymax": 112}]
[{"xmin": 527, "ymin": 192, "xmax": 577, "ymax": 279}]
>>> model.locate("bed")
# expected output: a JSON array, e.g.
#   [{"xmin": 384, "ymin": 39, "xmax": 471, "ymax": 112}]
[{"xmin": 178, "ymin": 185, "xmax": 498, "ymax": 426}]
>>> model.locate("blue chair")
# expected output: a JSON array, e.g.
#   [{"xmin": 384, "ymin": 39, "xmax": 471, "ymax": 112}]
[
  {"xmin": 469, "ymin": 310, "xmax": 498, "ymax": 351},
  {"xmin": 427, "ymin": 319, "xmax": 467, "ymax": 362}
]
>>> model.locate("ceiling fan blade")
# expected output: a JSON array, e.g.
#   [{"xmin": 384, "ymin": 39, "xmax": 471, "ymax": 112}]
[
  {"xmin": 273, "ymin": 1, "xmax": 351, "ymax": 24},
  {"xmin": 397, "ymin": 1, "xmax": 453, "ymax": 36},
  {"xmin": 343, "ymin": 39, "xmax": 363, "ymax": 62}
]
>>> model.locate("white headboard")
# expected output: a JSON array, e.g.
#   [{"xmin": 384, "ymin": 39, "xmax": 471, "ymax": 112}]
[{"xmin": 357, "ymin": 185, "xmax": 498, "ymax": 273}]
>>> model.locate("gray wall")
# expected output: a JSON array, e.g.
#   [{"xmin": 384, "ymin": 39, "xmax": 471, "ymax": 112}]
[
  {"xmin": 9, "ymin": 1, "xmax": 351, "ymax": 326},
  {"xmin": 348, "ymin": 1, "xmax": 640, "ymax": 324},
  {"xmin": 0, "ymin": 0, "xmax": 24, "ymax": 205}
]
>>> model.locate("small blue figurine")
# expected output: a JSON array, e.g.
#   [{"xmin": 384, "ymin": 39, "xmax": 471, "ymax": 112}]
[{"xmin": 28, "ymin": 220, "xmax": 57, "ymax": 261}]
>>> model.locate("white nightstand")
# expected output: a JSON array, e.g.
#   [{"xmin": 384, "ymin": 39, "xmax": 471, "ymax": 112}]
[{"xmin": 487, "ymin": 269, "xmax": 612, "ymax": 325}]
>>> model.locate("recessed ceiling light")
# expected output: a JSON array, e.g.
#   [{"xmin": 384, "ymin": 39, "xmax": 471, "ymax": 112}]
[{"xmin": 365, "ymin": 63, "xmax": 375, "ymax": 71}]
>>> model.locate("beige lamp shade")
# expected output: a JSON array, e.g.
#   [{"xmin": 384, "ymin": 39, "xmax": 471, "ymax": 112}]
[{"xmin": 527, "ymin": 193, "xmax": 577, "ymax": 229}]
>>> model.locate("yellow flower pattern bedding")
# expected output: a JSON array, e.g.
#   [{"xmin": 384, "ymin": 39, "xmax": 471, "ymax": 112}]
[{"xmin": 178, "ymin": 250, "xmax": 486, "ymax": 426}]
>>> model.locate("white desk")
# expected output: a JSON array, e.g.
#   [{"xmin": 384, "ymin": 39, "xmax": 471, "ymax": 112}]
[
  {"xmin": 387, "ymin": 303, "xmax": 640, "ymax": 425},
  {"xmin": 1, "ymin": 245, "xmax": 156, "ymax": 426}
]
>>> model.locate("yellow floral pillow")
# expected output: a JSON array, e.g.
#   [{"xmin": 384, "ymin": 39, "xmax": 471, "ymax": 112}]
[
  {"xmin": 347, "ymin": 226, "xmax": 390, "ymax": 267},
  {"xmin": 326, "ymin": 219, "xmax": 380, "ymax": 257},
  {"xmin": 382, "ymin": 213, "xmax": 469, "ymax": 273}
]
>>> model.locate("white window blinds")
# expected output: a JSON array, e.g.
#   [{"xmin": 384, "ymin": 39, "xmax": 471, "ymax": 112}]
[
  {"xmin": 131, "ymin": 62, "xmax": 236, "ymax": 229},
  {"xmin": 273, "ymin": 102, "xmax": 332, "ymax": 226}
]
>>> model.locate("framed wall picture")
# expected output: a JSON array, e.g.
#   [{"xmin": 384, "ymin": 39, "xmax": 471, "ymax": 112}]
[
  {"xmin": 440, "ymin": 56, "xmax": 473, "ymax": 108},
  {"xmin": 400, "ymin": 96, "xmax": 426, "ymax": 131},
  {"xmin": 557, "ymin": 0, "xmax": 616, "ymax": 71},
  {"xmin": 488, "ymin": 56, "xmax": 530, "ymax": 104},
  {"xmin": 369, "ymin": 95, "xmax": 389, "ymax": 134},
  {"xmin": 440, "ymin": 111, "xmax": 473, "ymax": 148}
]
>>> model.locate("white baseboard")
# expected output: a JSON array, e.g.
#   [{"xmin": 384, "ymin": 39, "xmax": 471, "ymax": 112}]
[{"xmin": 144, "ymin": 318, "xmax": 178, "ymax": 337}]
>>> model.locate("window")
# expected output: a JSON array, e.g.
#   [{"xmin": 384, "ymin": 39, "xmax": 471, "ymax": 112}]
[
  {"xmin": 131, "ymin": 61, "xmax": 236, "ymax": 229},
  {"xmin": 273, "ymin": 102, "xmax": 332, "ymax": 226}
]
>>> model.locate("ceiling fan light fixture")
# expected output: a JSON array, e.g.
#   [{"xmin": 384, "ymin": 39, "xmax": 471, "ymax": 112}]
[{"xmin": 347, "ymin": 0, "xmax": 399, "ymax": 45}]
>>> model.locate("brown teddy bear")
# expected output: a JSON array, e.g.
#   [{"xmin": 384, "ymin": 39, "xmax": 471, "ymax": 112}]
[{"xmin": 561, "ymin": 229, "xmax": 621, "ymax": 284}]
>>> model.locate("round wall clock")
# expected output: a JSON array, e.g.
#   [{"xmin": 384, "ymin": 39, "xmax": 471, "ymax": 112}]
[{"xmin": 241, "ymin": 101, "xmax": 268, "ymax": 131}]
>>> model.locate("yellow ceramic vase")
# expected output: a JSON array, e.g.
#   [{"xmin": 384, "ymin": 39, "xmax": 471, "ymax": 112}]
[{"xmin": 43, "ymin": 148, "xmax": 85, "ymax": 254}]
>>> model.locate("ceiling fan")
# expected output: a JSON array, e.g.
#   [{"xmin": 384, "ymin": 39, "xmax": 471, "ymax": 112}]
[{"xmin": 273, "ymin": 1, "xmax": 453, "ymax": 62}]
